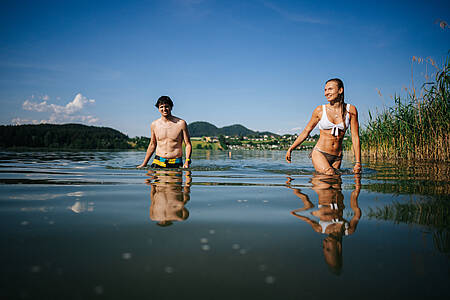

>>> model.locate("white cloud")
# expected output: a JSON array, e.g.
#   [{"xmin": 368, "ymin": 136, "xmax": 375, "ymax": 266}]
[
  {"xmin": 63, "ymin": 93, "xmax": 95, "ymax": 114},
  {"xmin": 23, "ymin": 100, "xmax": 49, "ymax": 112},
  {"xmin": 24, "ymin": 93, "xmax": 95, "ymax": 115},
  {"xmin": 43, "ymin": 114, "xmax": 99, "ymax": 124},
  {"xmin": 12, "ymin": 118, "xmax": 40, "ymax": 125},
  {"xmin": 15, "ymin": 93, "xmax": 99, "ymax": 125}
]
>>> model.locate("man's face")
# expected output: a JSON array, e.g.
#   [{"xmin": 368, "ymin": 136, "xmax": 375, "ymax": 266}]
[{"xmin": 158, "ymin": 104, "xmax": 172, "ymax": 117}]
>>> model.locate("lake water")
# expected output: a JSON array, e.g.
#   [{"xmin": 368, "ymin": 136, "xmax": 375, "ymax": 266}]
[{"xmin": 0, "ymin": 150, "xmax": 449, "ymax": 299}]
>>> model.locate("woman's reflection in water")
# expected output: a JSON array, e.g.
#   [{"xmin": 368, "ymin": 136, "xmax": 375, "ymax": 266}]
[
  {"xmin": 145, "ymin": 169, "xmax": 192, "ymax": 227},
  {"xmin": 287, "ymin": 174, "xmax": 361, "ymax": 275}
]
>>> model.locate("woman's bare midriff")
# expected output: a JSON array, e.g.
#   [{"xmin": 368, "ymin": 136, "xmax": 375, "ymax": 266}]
[{"xmin": 315, "ymin": 129, "xmax": 345, "ymax": 156}]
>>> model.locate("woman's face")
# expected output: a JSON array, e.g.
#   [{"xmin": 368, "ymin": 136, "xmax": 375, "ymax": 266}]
[{"xmin": 324, "ymin": 81, "xmax": 343, "ymax": 102}]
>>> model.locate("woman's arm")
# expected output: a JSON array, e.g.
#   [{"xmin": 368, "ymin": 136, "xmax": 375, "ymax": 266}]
[
  {"xmin": 348, "ymin": 175, "xmax": 361, "ymax": 234},
  {"xmin": 290, "ymin": 212, "xmax": 322, "ymax": 233},
  {"xmin": 289, "ymin": 188, "xmax": 314, "ymax": 212},
  {"xmin": 285, "ymin": 106, "xmax": 321, "ymax": 163},
  {"xmin": 349, "ymin": 105, "xmax": 361, "ymax": 173}
]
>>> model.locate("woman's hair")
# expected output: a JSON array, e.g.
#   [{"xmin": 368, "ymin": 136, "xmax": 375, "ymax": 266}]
[
  {"xmin": 155, "ymin": 96, "xmax": 174, "ymax": 109},
  {"xmin": 326, "ymin": 78, "xmax": 347, "ymax": 127}
]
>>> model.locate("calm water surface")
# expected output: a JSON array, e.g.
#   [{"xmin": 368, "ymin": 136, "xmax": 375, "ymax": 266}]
[{"xmin": 0, "ymin": 150, "xmax": 449, "ymax": 299}]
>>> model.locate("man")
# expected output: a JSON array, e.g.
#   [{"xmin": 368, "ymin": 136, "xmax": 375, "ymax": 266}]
[
  {"xmin": 146, "ymin": 169, "xmax": 191, "ymax": 226},
  {"xmin": 137, "ymin": 96, "xmax": 192, "ymax": 169}
]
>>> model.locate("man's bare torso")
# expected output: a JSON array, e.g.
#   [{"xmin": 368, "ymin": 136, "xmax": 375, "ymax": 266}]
[{"xmin": 153, "ymin": 116, "xmax": 184, "ymax": 158}]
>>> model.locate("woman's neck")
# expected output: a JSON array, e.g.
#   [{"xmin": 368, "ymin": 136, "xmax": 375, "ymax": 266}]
[{"xmin": 328, "ymin": 100, "xmax": 342, "ymax": 108}]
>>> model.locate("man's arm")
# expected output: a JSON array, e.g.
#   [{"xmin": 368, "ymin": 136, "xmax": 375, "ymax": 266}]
[
  {"xmin": 137, "ymin": 123, "xmax": 157, "ymax": 168},
  {"xmin": 182, "ymin": 121, "xmax": 192, "ymax": 168}
]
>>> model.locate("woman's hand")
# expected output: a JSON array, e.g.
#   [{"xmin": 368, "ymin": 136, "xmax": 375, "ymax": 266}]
[
  {"xmin": 285, "ymin": 150, "xmax": 292, "ymax": 163},
  {"xmin": 136, "ymin": 163, "xmax": 146, "ymax": 169},
  {"xmin": 353, "ymin": 162, "xmax": 362, "ymax": 174}
]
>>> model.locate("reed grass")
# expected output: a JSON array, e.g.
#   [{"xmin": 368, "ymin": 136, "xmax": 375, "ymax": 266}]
[
  {"xmin": 360, "ymin": 161, "xmax": 450, "ymax": 196},
  {"xmin": 367, "ymin": 198, "xmax": 450, "ymax": 255},
  {"xmin": 361, "ymin": 54, "xmax": 450, "ymax": 162},
  {"xmin": 367, "ymin": 199, "xmax": 450, "ymax": 229}
]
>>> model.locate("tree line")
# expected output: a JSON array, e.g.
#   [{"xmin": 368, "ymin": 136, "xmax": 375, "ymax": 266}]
[{"xmin": 0, "ymin": 124, "xmax": 132, "ymax": 150}]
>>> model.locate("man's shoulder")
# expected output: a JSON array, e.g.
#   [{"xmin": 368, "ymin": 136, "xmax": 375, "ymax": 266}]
[
  {"xmin": 171, "ymin": 116, "xmax": 187, "ymax": 126},
  {"xmin": 151, "ymin": 118, "xmax": 161, "ymax": 127}
]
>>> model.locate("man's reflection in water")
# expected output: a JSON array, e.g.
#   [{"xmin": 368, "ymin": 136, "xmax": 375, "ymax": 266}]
[
  {"xmin": 145, "ymin": 170, "xmax": 192, "ymax": 227},
  {"xmin": 287, "ymin": 174, "xmax": 361, "ymax": 275}
]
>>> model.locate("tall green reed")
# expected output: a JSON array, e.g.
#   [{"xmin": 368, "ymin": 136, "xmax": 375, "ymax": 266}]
[{"xmin": 361, "ymin": 54, "xmax": 450, "ymax": 161}]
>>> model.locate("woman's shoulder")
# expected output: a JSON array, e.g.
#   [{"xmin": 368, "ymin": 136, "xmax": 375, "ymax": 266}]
[
  {"xmin": 313, "ymin": 105, "xmax": 324, "ymax": 113},
  {"xmin": 346, "ymin": 103, "xmax": 358, "ymax": 114}
]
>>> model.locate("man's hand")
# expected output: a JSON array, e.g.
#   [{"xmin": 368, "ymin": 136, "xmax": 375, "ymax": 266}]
[
  {"xmin": 183, "ymin": 159, "xmax": 191, "ymax": 169},
  {"xmin": 285, "ymin": 150, "xmax": 292, "ymax": 163}
]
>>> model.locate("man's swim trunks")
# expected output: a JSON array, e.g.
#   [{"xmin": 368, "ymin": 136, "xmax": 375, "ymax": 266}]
[{"xmin": 151, "ymin": 155, "xmax": 183, "ymax": 168}]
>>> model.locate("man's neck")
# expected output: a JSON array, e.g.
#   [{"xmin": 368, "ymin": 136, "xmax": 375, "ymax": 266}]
[{"xmin": 161, "ymin": 115, "xmax": 173, "ymax": 122}]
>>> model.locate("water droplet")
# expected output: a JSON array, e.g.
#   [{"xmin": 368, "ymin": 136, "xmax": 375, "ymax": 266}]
[
  {"xmin": 200, "ymin": 238, "xmax": 208, "ymax": 244},
  {"xmin": 265, "ymin": 276, "xmax": 275, "ymax": 284},
  {"xmin": 232, "ymin": 244, "xmax": 240, "ymax": 250},
  {"xmin": 94, "ymin": 285, "xmax": 104, "ymax": 295},
  {"xmin": 201, "ymin": 245, "xmax": 211, "ymax": 251},
  {"xmin": 209, "ymin": 229, "xmax": 215, "ymax": 235},
  {"xmin": 21, "ymin": 221, "xmax": 29, "ymax": 226},
  {"xmin": 30, "ymin": 265, "xmax": 41, "ymax": 273},
  {"xmin": 258, "ymin": 264, "xmax": 267, "ymax": 271},
  {"xmin": 239, "ymin": 249, "xmax": 247, "ymax": 255},
  {"xmin": 263, "ymin": 200, "xmax": 269, "ymax": 203},
  {"xmin": 164, "ymin": 266, "xmax": 174, "ymax": 274},
  {"xmin": 122, "ymin": 253, "xmax": 132, "ymax": 260}
]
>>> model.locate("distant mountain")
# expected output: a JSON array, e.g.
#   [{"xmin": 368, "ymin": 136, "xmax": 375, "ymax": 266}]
[
  {"xmin": 220, "ymin": 124, "xmax": 255, "ymax": 136},
  {"xmin": 188, "ymin": 121, "xmax": 278, "ymax": 137},
  {"xmin": 187, "ymin": 121, "xmax": 219, "ymax": 137}
]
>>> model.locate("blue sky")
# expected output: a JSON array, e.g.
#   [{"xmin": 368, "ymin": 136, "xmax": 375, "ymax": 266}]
[{"xmin": 1, "ymin": 0, "xmax": 449, "ymax": 137}]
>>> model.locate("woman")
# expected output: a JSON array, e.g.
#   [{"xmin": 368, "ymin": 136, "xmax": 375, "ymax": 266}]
[
  {"xmin": 288, "ymin": 174, "xmax": 362, "ymax": 274},
  {"xmin": 285, "ymin": 78, "xmax": 361, "ymax": 174}
]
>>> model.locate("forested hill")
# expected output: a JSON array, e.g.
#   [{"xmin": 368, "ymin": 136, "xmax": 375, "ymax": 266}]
[
  {"xmin": 0, "ymin": 122, "xmax": 278, "ymax": 149},
  {"xmin": 188, "ymin": 121, "xmax": 277, "ymax": 137},
  {"xmin": 0, "ymin": 124, "xmax": 131, "ymax": 149}
]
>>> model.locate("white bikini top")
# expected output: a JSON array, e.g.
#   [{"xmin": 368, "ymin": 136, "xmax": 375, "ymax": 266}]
[
  {"xmin": 319, "ymin": 219, "xmax": 349, "ymax": 235},
  {"xmin": 318, "ymin": 104, "xmax": 351, "ymax": 136}
]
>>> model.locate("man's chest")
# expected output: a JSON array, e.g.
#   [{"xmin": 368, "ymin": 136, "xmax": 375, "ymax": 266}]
[{"xmin": 155, "ymin": 126, "xmax": 182, "ymax": 140}]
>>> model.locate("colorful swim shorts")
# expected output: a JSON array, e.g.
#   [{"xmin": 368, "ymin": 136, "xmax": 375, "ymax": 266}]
[{"xmin": 151, "ymin": 155, "xmax": 183, "ymax": 168}]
